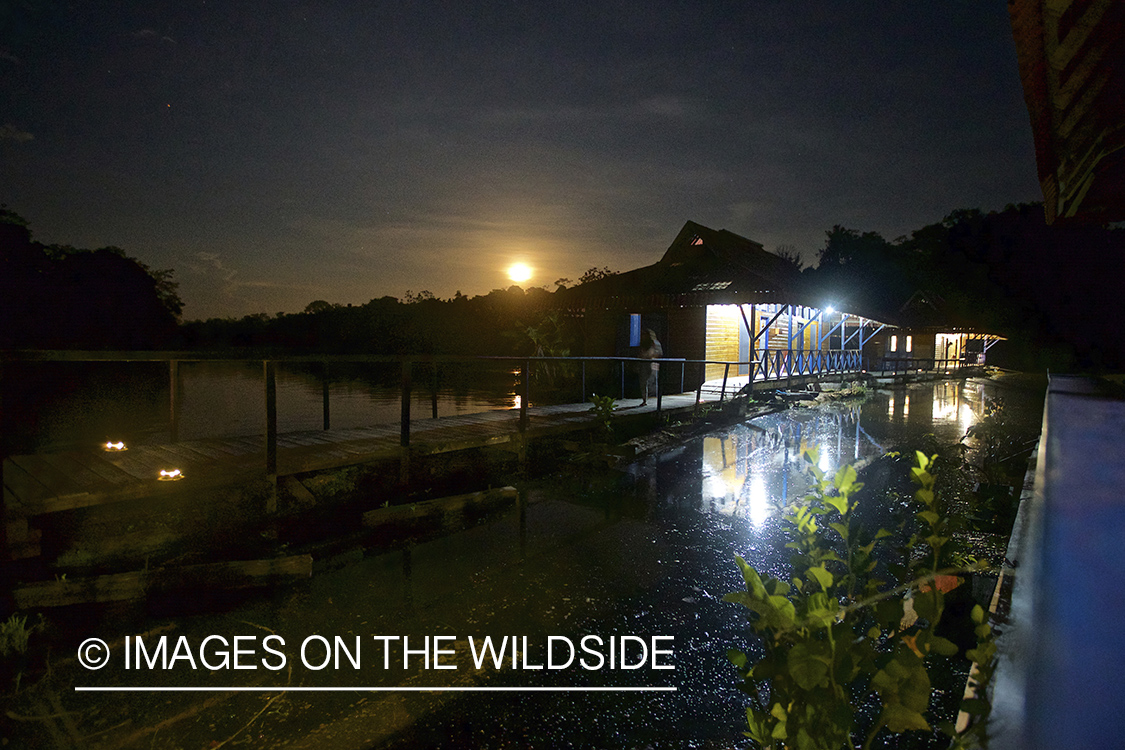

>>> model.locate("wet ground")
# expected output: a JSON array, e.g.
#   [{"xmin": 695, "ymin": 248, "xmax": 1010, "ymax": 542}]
[{"xmin": 3, "ymin": 375, "xmax": 1046, "ymax": 749}]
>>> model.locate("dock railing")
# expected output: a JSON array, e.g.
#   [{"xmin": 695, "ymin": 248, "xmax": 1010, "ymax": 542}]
[{"xmin": 0, "ymin": 347, "xmax": 889, "ymax": 476}]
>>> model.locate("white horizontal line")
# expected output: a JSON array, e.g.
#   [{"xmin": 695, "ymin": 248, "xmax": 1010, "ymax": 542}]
[{"xmin": 75, "ymin": 686, "xmax": 677, "ymax": 692}]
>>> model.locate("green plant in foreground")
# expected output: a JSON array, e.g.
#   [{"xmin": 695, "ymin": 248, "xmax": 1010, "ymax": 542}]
[
  {"xmin": 0, "ymin": 615, "xmax": 33, "ymax": 658},
  {"xmin": 725, "ymin": 450, "xmax": 997, "ymax": 750},
  {"xmin": 588, "ymin": 393, "xmax": 616, "ymax": 437}
]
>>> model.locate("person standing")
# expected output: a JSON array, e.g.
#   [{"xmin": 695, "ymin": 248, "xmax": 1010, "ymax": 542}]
[{"xmin": 638, "ymin": 328, "xmax": 663, "ymax": 406}]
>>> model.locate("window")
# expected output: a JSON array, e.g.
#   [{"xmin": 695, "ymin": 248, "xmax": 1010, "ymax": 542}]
[
  {"xmin": 629, "ymin": 314, "xmax": 641, "ymax": 347},
  {"xmin": 890, "ymin": 335, "xmax": 898, "ymax": 352},
  {"xmin": 906, "ymin": 335, "xmax": 912, "ymax": 353}
]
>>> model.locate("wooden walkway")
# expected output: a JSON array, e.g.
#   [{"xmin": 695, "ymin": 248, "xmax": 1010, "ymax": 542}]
[{"xmin": 2, "ymin": 392, "xmax": 719, "ymax": 524}]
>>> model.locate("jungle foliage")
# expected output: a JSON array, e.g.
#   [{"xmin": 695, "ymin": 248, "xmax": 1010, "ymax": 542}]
[
  {"xmin": 726, "ymin": 450, "xmax": 997, "ymax": 750},
  {"xmin": 1, "ymin": 208, "xmax": 183, "ymax": 349},
  {"xmin": 803, "ymin": 204, "xmax": 1125, "ymax": 371}
]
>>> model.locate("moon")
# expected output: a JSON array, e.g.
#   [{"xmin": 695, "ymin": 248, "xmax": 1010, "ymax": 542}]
[{"xmin": 507, "ymin": 263, "xmax": 532, "ymax": 283}]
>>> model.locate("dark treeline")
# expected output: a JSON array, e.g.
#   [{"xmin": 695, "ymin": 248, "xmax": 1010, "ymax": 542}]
[
  {"xmin": 179, "ymin": 287, "xmax": 562, "ymax": 357},
  {"xmin": 1, "ymin": 207, "xmax": 182, "ymax": 350},
  {"xmin": 803, "ymin": 203, "xmax": 1125, "ymax": 370},
  {"xmin": 4, "ymin": 203, "xmax": 1122, "ymax": 370}
]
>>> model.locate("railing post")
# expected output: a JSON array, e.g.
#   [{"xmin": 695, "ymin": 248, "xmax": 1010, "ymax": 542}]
[
  {"xmin": 581, "ymin": 360, "xmax": 586, "ymax": 403},
  {"xmin": 520, "ymin": 359, "xmax": 529, "ymax": 432},
  {"xmin": 655, "ymin": 366, "xmax": 662, "ymax": 416},
  {"xmin": 264, "ymin": 360, "xmax": 277, "ymax": 514},
  {"xmin": 400, "ymin": 359, "xmax": 412, "ymax": 447},
  {"xmin": 169, "ymin": 359, "xmax": 180, "ymax": 443},
  {"xmin": 680, "ymin": 361, "xmax": 685, "ymax": 394},
  {"xmin": 720, "ymin": 362, "xmax": 730, "ymax": 402},
  {"xmin": 431, "ymin": 362, "xmax": 439, "ymax": 419},
  {"xmin": 620, "ymin": 360, "xmax": 625, "ymax": 400},
  {"xmin": 321, "ymin": 361, "xmax": 330, "ymax": 430}
]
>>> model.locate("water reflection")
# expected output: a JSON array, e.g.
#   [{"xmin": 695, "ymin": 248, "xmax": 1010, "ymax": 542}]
[
  {"xmin": 686, "ymin": 380, "xmax": 991, "ymax": 529},
  {"xmin": 12, "ymin": 360, "xmax": 521, "ymax": 450}
]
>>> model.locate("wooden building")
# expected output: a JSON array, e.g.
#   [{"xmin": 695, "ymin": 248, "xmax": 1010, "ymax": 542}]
[
  {"xmin": 1009, "ymin": 0, "xmax": 1125, "ymax": 225},
  {"xmin": 554, "ymin": 221, "xmax": 892, "ymax": 391}
]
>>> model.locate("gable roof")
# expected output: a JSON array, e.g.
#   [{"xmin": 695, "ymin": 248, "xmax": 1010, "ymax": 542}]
[{"xmin": 557, "ymin": 220, "xmax": 804, "ymax": 309}]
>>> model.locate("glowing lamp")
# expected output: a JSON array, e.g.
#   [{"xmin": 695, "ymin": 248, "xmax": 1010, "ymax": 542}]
[
  {"xmin": 158, "ymin": 469, "xmax": 184, "ymax": 481},
  {"xmin": 104, "ymin": 441, "xmax": 127, "ymax": 451},
  {"xmin": 825, "ymin": 306, "xmax": 836, "ymax": 314},
  {"xmin": 512, "ymin": 394, "xmax": 522, "ymax": 410}
]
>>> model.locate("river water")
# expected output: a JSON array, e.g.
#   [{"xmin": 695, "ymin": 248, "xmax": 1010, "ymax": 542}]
[
  {"xmin": 14, "ymin": 375, "xmax": 1045, "ymax": 749},
  {"xmin": 374, "ymin": 375, "xmax": 1044, "ymax": 748},
  {"xmin": 3, "ymin": 360, "xmax": 519, "ymax": 453}
]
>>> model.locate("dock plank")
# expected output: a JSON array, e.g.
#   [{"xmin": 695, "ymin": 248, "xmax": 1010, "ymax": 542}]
[
  {"xmin": 8, "ymin": 454, "xmax": 83, "ymax": 505},
  {"xmin": 8, "ymin": 389, "xmax": 730, "ymax": 518}
]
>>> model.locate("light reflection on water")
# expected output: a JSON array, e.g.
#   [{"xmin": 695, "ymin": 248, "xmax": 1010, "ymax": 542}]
[{"xmin": 695, "ymin": 380, "xmax": 989, "ymax": 530}]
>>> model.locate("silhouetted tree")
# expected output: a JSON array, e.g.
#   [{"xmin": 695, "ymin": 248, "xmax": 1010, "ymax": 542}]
[{"xmin": 0, "ymin": 209, "xmax": 182, "ymax": 349}]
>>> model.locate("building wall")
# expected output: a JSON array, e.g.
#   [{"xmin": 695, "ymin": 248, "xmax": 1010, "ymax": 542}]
[
  {"xmin": 666, "ymin": 306, "xmax": 707, "ymax": 389},
  {"xmin": 705, "ymin": 305, "xmax": 742, "ymax": 381}
]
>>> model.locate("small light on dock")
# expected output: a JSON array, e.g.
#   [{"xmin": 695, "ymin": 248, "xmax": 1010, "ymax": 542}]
[
  {"xmin": 512, "ymin": 394, "xmax": 522, "ymax": 410},
  {"xmin": 104, "ymin": 441, "xmax": 126, "ymax": 451},
  {"xmin": 158, "ymin": 469, "xmax": 184, "ymax": 481}
]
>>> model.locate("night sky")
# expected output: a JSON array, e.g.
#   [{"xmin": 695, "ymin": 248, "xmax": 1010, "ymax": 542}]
[{"xmin": 1, "ymin": 1, "xmax": 1041, "ymax": 320}]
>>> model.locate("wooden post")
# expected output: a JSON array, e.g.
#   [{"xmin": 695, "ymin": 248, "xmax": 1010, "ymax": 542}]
[
  {"xmin": 720, "ymin": 362, "xmax": 730, "ymax": 402},
  {"xmin": 0, "ymin": 359, "xmax": 7, "ymax": 560},
  {"xmin": 321, "ymin": 361, "xmax": 330, "ymax": 430},
  {"xmin": 520, "ymin": 359, "xmax": 529, "ymax": 433},
  {"xmin": 264, "ymin": 360, "xmax": 277, "ymax": 514},
  {"xmin": 169, "ymin": 359, "xmax": 180, "ymax": 443},
  {"xmin": 431, "ymin": 362, "xmax": 439, "ymax": 419},
  {"xmin": 581, "ymin": 360, "xmax": 586, "ymax": 402},
  {"xmin": 749, "ymin": 303, "xmax": 757, "ymax": 383},
  {"xmin": 655, "ymin": 367, "xmax": 662, "ymax": 416},
  {"xmin": 400, "ymin": 359, "xmax": 412, "ymax": 447},
  {"xmin": 620, "ymin": 360, "xmax": 625, "ymax": 400}
]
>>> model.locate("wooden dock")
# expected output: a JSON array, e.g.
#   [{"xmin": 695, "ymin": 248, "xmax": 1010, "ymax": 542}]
[
  {"xmin": 2, "ymin": 392, "xmax": 722, "ymax": 559},
  {"xmin": 3, "ymin": 348, "xmax": 959, "ymax": 562}
]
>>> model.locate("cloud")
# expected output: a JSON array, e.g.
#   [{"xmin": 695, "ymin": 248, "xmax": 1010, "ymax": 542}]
[
  {"xmin": 639, "ymin": 95, "xmax": 688, "ymax": 118},
  {"xmin": 0, "ymin": 123, "xmax": 33, "ymax": 142},
  {"xmin": 132, "ymin": 28, "xmax": 177, "ymax": 44}
]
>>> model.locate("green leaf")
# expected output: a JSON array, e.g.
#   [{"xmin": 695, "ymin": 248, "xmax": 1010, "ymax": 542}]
[
  {"xmin": 929, "ymin": 636, "xmax": 959, "ymax": 657},
  {"xmin": 768, "ymin": 594, "xmax": 797, "ymax": 627},
  {"xmin": 882, "ymin": 703, "xmax": 931, "ymax": 733},
  {"xmin": 913, "ymin": 590, "xmax": 942, "ymax": 622},
  {"xmin": 805, "ymin": 592, "xmax": 837, "ymax": 628},
  {"xmin": 828, "ymin": 522, "xmax": 849, "ymax": 540},
  {"xmin": 788, "ymin": 643, "xmax": 830, "ymax": 690},
  {"xmin": 875, "ymin": 528, "xmax": 893, "ymax": 539},
  {"xmin": 918, "ymin": 510, "xmax": 939, "ymax": 527},
  {"xmin": 875, "ymin": 597, "xmax": 905, "ymax": 629},
  {"xmin": 727, "ymin": 649, "xmax": 748, "ymax": 670},
  {"xmin": 823, "ymin": 494, "xmax": 848, "ymax": 515},
  {"xmin": 833, "ymin": 464, "xmax": 857, "ymax": 493},
  {"xmin": 722, "ymin": 591, "xmax": 753, "ymax": 607},
  {"xmin": 735, "ymin": 556, "xmax": 767, "ymax": 597},
  {"xmin": 807, "ymin": 565, "xmax": 834, "ymax": 592}
]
